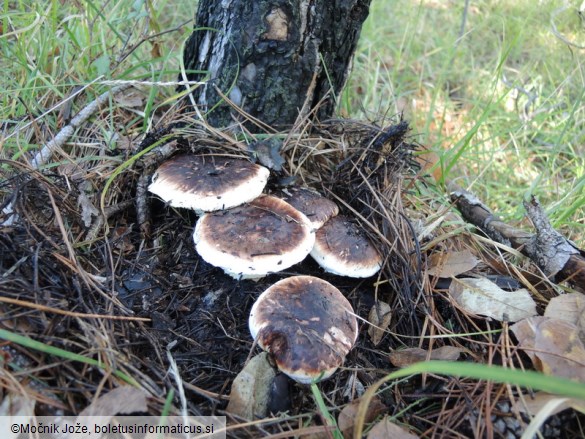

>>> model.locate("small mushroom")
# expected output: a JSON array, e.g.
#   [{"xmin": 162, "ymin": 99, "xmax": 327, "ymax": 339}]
[
  {"xmin": 148, "ymin": 154, "xmax": 269, "ymax": 214},
  {"xmin": 193, "ymin": 195, "xmax": 315, "ymax": 279},
  {"xmin": 310, "ymin": 215, "xmax": 383, "ymax": 278},
  {"xmin": 249, "ymin": 275, "xmax": 358, "ymax": 383},
  {"xmin": 277, "ymin": 186, "xmax": 339, "ymax": 229}
]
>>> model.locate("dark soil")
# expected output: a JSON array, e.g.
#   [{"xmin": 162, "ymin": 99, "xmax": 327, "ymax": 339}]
[{"xmin": 1, "ymin": 118, "xmax": 583, "ymax": 438}]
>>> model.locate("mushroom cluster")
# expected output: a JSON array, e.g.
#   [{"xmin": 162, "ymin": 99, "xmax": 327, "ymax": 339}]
[
  {"xmin": 149, "ymin": 153, "xmax": 380, "ymax": 383},
  {"xmin": 148, "ymin": 153, "xmax": 382, "ymax": 280},
  {"xmin": 194, "ymin": 195, "xmax": 315, "ymax": 279}
]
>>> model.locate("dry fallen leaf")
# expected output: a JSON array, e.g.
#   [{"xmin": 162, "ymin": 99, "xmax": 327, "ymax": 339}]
[
  {"xmin": 150, "ymin": 40, "xmax": 162, "ymax": 58},
  {"xmin": 338, "ymin": 396, "xmax": 386, "ymax": 439},
  {"xmin": 76, "ymin": 387, "xmax": 149, "ymax": 439},
  {"xmin": 112, "ymin": 225, "xmax": 135, "ymax": 254},
  {"xmin": 427, "ymin": 249, "xmax": 479, "ymax": 278},
  {"xmin": 449, "ymin": 277, "xmax": 537, "ymax": 322},
  {"xmin": 227, "ymin": 352, "xmax": 276, "ymax": 420},
  {"xmin": 368, "ymin": 301, "xmax": 392, "ymax": 346},
  {"xmin": 518, "ymin": 392, "xmax": 585, "ymax": 418},
  {"xmin": 511, "ymin": 316, "xmax": 585, "ymax": 382},
  {"xmin": 1, "ymin": 393, "xmax": 35, "ymax": 439},
  {"xmin": 114, "ymin": 88, "xmax": 145, "ymax": 108},
  {"xmin": 366, "ymin": 416, "xmax": 420, "ymax": 439},
  {"xmin": 115, "ymin": 135, "xmax": 136, "ymax": 151},
  {"xmin": 389, "ymin": 346, "xmax": 463, "ymax": 368},
  {"xmin": 544, "ymin": 292, "xmax": 585, "ymax": 327},
  {"xmin": 517, "ymin": 392, "xmax": 585, "ymax": 439},
  {"xmin": 545, "ymin": 292, "xmax": 585, "ymax": 344},
  {"xmin": 79, "ymin": 385, "xmax": 148, "ymax": 416}
]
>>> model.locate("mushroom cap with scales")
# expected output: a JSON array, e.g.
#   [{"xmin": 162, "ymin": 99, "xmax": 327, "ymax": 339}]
[
  {"xmin": 277, "ymin": 186, "xmax": 339, "ymax": 229},
  {"xmin": 148, "ymin": 154, "xmax": 269, "ymax": 214},
  {"xmin": 193, "ymin": 195, "xmax": 315, "ymax": 280},
  {"xmin": 249, "ymin": 275, "xmax": 358, "ymax": 383},
  {"xmin": 310, "ymin": 215, "xmax": 383, "ymax": 278}
]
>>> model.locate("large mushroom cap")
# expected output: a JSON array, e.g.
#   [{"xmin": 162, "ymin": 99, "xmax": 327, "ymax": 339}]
[
  {"xmin": 277, "ymin": 187, "xmax": 339, "ymax": 229},
  {"xmin": 310, "ymin": 215, "xmax": 383, "ymax": 278},
  {"xmin": 249, "ymin": 275, "xmax": 358, "ymax": 383},
  {"xmin": 148, "ymin": 154, "xmax": 269, "ymax": 213},
  {"xmin": 193, "ymin": 195, "xmax": 315, "ymax": 279}
]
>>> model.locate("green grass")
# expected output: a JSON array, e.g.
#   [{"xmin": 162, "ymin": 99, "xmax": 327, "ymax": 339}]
[
  {"xmin": 310, "ymin": 383, "xmax": 344, "ymax": 439},
  {"xmin": 345, "ymin": 0, "xmax": 585, "ymax": 241},
  {"xmin": 354, "ymin": 360, "xmax": 585, "ymax": 437},
  {"xmin": 1, "ymin": 0, "xmax": 193, "ymax": 158},
  {"xmin": 0, "ymin": 328, "xmax": 139, "ymax": 386}
]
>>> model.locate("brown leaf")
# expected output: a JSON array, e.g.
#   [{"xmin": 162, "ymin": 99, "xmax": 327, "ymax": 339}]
[
  {"xmin": 518, "ymin": 392, "xmax": 585, "ymax": 417},
  {"xmin": 114, "ymin": 88, "xmax": 145, "ymax": 108},
  {"xmin": 545, "ymin": 293, "xmax": 585, "ymax": 343},
  {"xmin": 449, "ymin": 277, "xmax": 537, "ymax": 322},
  {"xmin": 227, "ymin": 352, "xmax": 276, "ymax": 420},
  {"xmin": 112, "ymin": 226, "xmax": 135, "ymax": 254},
  {"xmin": 367, "ymin": 301, "xmax": 392, "ymax": 346},
  {"xmin": 0, "ymin": 392, "xmax": 35, "ymax": 417},
  {"xmin": 389, "ymin": 346, "xmax": 463, "ymax": 368},
  {"xmin": 338, "ymin": 396, "xmax": 386, "ymax": 439},
  {"xmin": 150, "ymin": 40, "xmax": 162, "ymax": 58},
  {"xmin": 511, "ymin": 316, "xmax": 585, "ymax": 382},
  {"xmin": 79, "ymin": 386, "xmax": 148, "ymax": 416},
  {"xmin": 545, "ymin": 293, "xmax": 585, "ymax": 325},
  {"xmin": 427, "ymin": 249, "xmax": 479, "ymax": 278},
  {"xmin": 366, "ymin": 416, "xmax": 420, "ymax": 439},
  {"xmin": 115, "ymin": 135, "xmax": 136, "ymax": 151}
]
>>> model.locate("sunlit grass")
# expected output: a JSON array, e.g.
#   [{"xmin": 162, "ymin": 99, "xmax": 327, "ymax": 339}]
[
  {"xmin": 1, "ymin": 0, "xmax": 193, "ymax": 159},
  {"xmin": 346, "ymin": 0, "xmax": 585, "ymax": 240}
]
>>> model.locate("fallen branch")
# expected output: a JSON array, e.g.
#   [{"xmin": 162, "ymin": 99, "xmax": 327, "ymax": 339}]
[
  {"xmin": 449, "ymin": 184, "xmax": 585, "ymax": 290},
  {"xmin": 1, "ymin": 84, "xmax": 132, "ymax": 226}
]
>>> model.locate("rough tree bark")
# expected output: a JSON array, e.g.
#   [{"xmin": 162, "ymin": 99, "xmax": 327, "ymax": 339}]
[
  {"xmin": 450, "ymin": 185, "xmax": 585, "ymax": 291},
  {"xmin": 182, "ymin": 0, "xmax": 371, "ymax": 128}
]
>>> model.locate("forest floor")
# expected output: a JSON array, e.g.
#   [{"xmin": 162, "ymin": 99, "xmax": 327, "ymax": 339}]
[{"xmin": 1, "ymin": 1, "xmax": 585, "ymax": 438}]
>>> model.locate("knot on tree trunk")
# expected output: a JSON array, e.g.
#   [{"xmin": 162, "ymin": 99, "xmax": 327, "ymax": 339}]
[{"xmin": 181, "ymin": 0, "xmax": 371, "ymax": 129}]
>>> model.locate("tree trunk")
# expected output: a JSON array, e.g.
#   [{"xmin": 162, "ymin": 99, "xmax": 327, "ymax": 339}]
[
  {"xmin": 182, "ymin": 0, "xmax": 371, "ymax": 129},
  {"xmin": 450, "ymin": 185, "xmax": 585, "ymax": 291}
]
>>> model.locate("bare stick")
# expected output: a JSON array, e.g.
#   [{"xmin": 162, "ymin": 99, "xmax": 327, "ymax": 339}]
[
  {"xmin": 31, "ymin": 84, "xmax": 132, "ymax": 168},
  {"xmin": 2, "ymin": 84, "xmax": 132, "ymax": 226},
  {"xmin": 450, "ymin": 184, "xmax": 585, "ymax": 289}
]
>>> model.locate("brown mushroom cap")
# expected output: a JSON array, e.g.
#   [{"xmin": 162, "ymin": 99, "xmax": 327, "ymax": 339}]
[
  {"xmin": 148, "ymin": 154, "xmax": 269, "ymax": 213},
  {"xmin": 310, "ymin": 215, "xmax": 383, "ymax": 278},
  {"xmin": 277, "ymin": 187, "xmax": 339, "ymax": 229},
  {"xmin": 193, "ymin": 195, "xmax": 315, "ymax": 279},
  {"xmin": 249, "ymin": 275, "xmax": 358, "ymax": 383}
]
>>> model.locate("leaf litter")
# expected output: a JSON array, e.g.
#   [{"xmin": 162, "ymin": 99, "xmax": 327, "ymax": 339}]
[
  {"xmin": 389, "ymin": 346, "xmax": 464, "ymax": 368},
  {"xmin": 427, "ymin": 249, "xmax": 479, "ymax": 278},
  {"xmin": 511, "ymin": 291, "xmax": 585, "ymax": 383},
  {"xmin": 1, "ymin": 92, "xmax": 584, "ymax": 438},
  {"xmin": 449, "ymin": 277, "xmax": 537, "ymax": 322}
]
